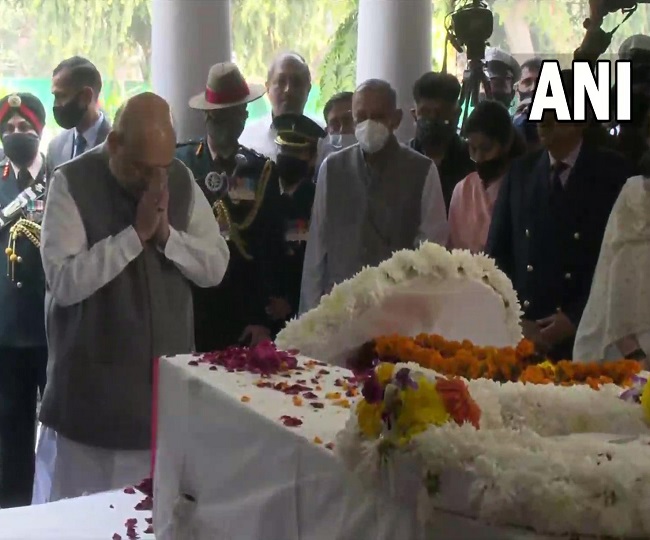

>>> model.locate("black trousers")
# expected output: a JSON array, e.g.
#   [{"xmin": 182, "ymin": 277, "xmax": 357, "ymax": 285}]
[{"xmin": 0, "ymin": 346, "xmax": 47, "ymax": 508}]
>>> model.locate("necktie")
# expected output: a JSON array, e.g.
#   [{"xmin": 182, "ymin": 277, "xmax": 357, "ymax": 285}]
[
  {"xmin": 550, "ymin": 161, "xmax": 569, "ymax": 194},
  {"xmin": 75, "ymin": 134, "xmax": 87, "ymax": 157},
  {"xmin": 17, "ymin": 168, "xmax": 31, "ymax": 191}
]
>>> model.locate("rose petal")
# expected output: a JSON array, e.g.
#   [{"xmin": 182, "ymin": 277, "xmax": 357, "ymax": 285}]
[
  {"xmin": 144, "ymin": 525, "xmax": 154, "ymax": 534},
  {"xmin": 112, "ymin": 535, "xmax": 122, "ymax": 540},
  {"xmin": 188, "ymin": 360, "xmax": 199, "ymax": 366},
  {"xmin": 124, "ymin": 487, "xmax": 135, "ymax": 494},
  {"xmin": 310, "ymin": 402, "xmax": 325, "ymax": 409},
  {"xmin": 280, "ymin": 415, "xmax": 303, "ymax": 427},
  {"xmin": 302, "ymin": 392, "xmax": 318, "ymax": 399}
]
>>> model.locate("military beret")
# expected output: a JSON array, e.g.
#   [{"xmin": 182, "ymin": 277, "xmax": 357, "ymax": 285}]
[
  {"xmin": 0, "ymin": 92, "xmax": 46, "ymax": 135},
  {"xmin": 273, "ymin": 113, "xmax": 326, "ymax": 149}
]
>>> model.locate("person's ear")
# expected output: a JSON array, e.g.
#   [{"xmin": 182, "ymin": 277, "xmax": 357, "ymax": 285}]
[
  {"xmin": 80, "ymin": 86, "xmax": 94, "ymax": 106},
  {"xmin": 410, "ymin": 108, "xmax": 417, "ymax": 122},
  {"xmin": 106, "ymin": 130, "xmax": 122, "ymax": 154},
  {"xmin": 393, "ymin": 109, "xmax": 403, "ymax": 130}
]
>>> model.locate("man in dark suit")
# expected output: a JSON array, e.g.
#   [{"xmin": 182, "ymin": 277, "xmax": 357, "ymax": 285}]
[
  {"xmin": 0, "ymin": 92, "xmax": 48, "ymax": 507},
  {"xmin": 486, "ymin": 70, "xmax": 633, "ymax": 361},
  {"xmin": 46, "ymin": 57, "xmax": 110, "ymax": 176},
  {"xmin": 409, "ymin": 72, "xmax": 474, "ymax": 212}
]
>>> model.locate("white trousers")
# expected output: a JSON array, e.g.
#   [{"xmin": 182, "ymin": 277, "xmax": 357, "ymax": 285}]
[{"xmin": 32, "ymin": 425, "xmax": 150, "ymax": 505}]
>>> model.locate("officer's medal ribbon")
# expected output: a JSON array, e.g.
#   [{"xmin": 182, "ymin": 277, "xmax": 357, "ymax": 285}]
[{"xmin": 285, "ymin": 219, "xmax": 309, "ymax": 243}]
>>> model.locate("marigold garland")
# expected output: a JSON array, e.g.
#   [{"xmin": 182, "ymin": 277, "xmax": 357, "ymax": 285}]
[{"xmin": 370, "ymin": 334, "xmax": 641, "ymax": 389}]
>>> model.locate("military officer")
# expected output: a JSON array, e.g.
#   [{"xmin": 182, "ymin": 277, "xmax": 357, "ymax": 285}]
[
  {"xmin": 486, "ymin": 70, "xmax": 633, "ymax": 361},
  {"xmin": 265, "ymin": 113, "xmax": 326, "ymax": 325},
  {"xmin": 176, "ymin": 62, "xmax": 286, "ymax": 351},
  {"xmin": 0, "ymin": 92, "xmax": 48, "ymax": 507}
]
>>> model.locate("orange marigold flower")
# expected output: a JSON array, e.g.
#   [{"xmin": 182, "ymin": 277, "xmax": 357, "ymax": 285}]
[
  {"xmin": 241, "ymin": 396, "xmax": 251, "ymax": 403},
  {"xmin": 435, "ymin": 377, "xmax": 481, "ymax": 429}
]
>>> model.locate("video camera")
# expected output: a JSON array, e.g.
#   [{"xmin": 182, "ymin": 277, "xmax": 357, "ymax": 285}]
[{"xmin": 447, "ymin": 0, "xmax": 494, "ymax": 62}]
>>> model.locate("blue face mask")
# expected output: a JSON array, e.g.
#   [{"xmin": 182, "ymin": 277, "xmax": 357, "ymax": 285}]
[{"xmin": 513, "ymin": 113, "xmax": 539, "ymax": 146}]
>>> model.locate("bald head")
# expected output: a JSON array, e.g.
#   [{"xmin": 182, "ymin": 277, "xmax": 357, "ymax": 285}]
[
  {"xmin": 266, "ymin": 52, "xmax": 312, "ymax": 116},
  {"xmin": 107, "ymin": 92, "xmax": 177, "ymax": 193},
  {"xmin": 355, "ymin": 79, "xmax": 397, "ymax": 110},
  {"xmin": 352, "ymin": 79, "xmax": 402, "ymax": 138}
]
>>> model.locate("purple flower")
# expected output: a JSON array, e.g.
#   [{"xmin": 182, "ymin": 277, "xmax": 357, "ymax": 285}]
[
  {"xmin": 394, "ymin": 368, "xmax": 418, "ymax": 391},
  {"xmin": 362, "ymin": 372, "xmax": 384, "ymax": 404},
  {"xmin": 619, "ymin": 375, "xmax": 648, "ymax": 404}
]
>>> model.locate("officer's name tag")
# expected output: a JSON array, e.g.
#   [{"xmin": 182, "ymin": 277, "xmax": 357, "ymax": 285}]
[{"xmin": 229, "ymin": 176, "xmax": 256, "ymax": 202}]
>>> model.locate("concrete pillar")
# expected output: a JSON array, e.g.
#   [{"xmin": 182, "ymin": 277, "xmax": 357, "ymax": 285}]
[
  {"xmin": 356, "ymin": 0, "xmax": 432, "ymax": 142},
  {"xmin": 151, "ymin": 0, "xmax": 232, "ymax": 142}
]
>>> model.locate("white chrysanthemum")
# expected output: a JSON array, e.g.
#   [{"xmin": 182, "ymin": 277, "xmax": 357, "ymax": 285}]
[
  {"xmin": 336, "ymin": 359, "xmax": 650, "ymax": 538},
  {"xmin": 276, "ymin": 242, "xmax": 522, "ymax": 364}
]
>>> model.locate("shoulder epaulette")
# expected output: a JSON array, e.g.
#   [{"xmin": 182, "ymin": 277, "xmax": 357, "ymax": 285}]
[{"xmin": 240, "ymin": 145, "xmax": 270, "ymax": 162}]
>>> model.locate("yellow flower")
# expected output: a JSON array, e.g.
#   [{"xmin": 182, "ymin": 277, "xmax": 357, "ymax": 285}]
[
  {"xmin": 641, "ymin": 380, "xmax": 650, "ymax": 424},
  {"xmin": 376, "ymin": 363, "xmax": 395, "ymax": 385},
  {"xmin": 396, "ymin": 377, "xmax": 450, "ymax": 439},
  {"xmin": 538, "ymin": 360, "xmax": 557, "ymax": 373},
  {"xmin": 357, "ymin": 400, "xmax": 383, "ymax": 438}
]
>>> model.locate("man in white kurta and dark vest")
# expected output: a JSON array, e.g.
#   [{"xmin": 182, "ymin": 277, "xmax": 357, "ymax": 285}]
[
  {"xmin": 32, "ymin": 92, "xmax": 230, "ymax": 503},
  {"xmin": 299, "ymin": 79, "xmax": 448, "ymax": 313}
]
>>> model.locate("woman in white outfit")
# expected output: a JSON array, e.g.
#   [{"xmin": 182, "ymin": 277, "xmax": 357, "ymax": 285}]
[{"xmin": 574, "ymin": 122, "xmax": 650, "ymax": 363}]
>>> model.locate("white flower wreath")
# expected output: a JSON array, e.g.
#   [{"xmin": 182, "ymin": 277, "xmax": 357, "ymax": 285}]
[
  {"xmin": 276, "ymin": 243, "xmax": 523, "ymax": 366},
  {"xmin": 336, "ymin": 362, "xmax": 650, "ymax": 538}
]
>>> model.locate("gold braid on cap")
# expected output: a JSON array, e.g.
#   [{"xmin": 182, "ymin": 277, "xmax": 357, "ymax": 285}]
[
  {"xmin": 5, "ymin": 218, "xmax": 40, "ymax": 286},
  {"xmin": 213, "ymin": 159, "xmax": 273, "ymax": 261}
]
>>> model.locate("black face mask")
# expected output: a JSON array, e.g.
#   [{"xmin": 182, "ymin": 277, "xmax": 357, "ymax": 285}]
[
  {"xmin": 415, "ymin": 118, "xmax": 456, "ymax": 149},
  {"xmin": 518, "ymin": 90, "xmax": 534, "ymax": 102},
  {"xmin": 2, "ymin": 132, "xmax": 40, "ymax": 168},
  {"xmin": 276, "ymin": 154, "xmax": 310, "ymax": 186},
  {"xmin": 53, "ymin": 93, "xmax": 87, "ymax": 130},
  {"xmin": 206, "ymin": 117, "xmax": 245, "ymax": 158},
  {"xmin": 476, "ymin": 156, "xmax": 507, "ymax": 183}
]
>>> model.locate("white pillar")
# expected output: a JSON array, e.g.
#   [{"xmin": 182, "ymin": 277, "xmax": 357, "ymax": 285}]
[
  {"xmin": 356, "ymin": 0, "xmax": 432, "ymax": 142},
  {"xmin": 152, "ymin": 0, "xmax": 232, "ymax": 142}
]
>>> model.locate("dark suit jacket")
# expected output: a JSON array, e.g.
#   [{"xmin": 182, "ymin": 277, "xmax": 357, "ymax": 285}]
[
  {"xmin": 486, "ymin": 143, "xmax": 632, "ymax": 359},
  {"xmin": 45, "ymin": 115, "xmax": 111, "ymax": 178}
]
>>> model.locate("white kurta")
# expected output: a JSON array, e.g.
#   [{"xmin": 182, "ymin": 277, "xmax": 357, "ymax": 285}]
[
  {"xmin": 33, "ymin": 162, "xmax": 230, "ymax": 504},
  {"xmin": 574, "ymin": 176, "xmax": 650, "ymax": 361}
]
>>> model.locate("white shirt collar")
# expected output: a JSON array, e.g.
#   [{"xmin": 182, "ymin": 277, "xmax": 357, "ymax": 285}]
[
  {"xmin": 549, "ymin": 140, "xmax": 582, "ymax": 169},
  {"xmin": 74, "ymin": 111, "xmax": 104, "ymax": 148},
  {"xmin": 10, "ymin": 152, "xmax": 44, "ymax": 182}
]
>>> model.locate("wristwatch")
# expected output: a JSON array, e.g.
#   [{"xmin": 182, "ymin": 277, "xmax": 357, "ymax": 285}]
[{"xmin": 624, "ymin": 348, "xmax": 647, "ymax": 361}]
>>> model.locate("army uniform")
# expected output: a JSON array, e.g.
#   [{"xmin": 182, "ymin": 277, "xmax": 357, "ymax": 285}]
[
  {"xmin": 176, "ymin": 140, "xmax": 285, "ymax": 351},
  {"xmin": 269, "ymin": 114, "xmax": 326, "ymax": 319},
  {"xmin": 0, "ymin": 93, "xmax": 48, "ymax": 507}
]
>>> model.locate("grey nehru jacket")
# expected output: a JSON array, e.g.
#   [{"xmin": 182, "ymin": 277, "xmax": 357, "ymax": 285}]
[
  {"xmin": 39, "ymin": 147, "xmax": 195, "ymax": 450},
  {"xmin": 300, "ymin": 137, "xmax": 448, "ymax": 312},
  {"xmin": 326, "ymin": 138, "xmax": 430, "ymax": 282}
]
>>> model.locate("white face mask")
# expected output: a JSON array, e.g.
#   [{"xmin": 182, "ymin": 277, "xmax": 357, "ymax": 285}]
[
  {"xmin": 355, "ymin": 120, "xmax": 390, "ymax": 154},
  {"xmin": 328, "ymin": 132, "xmax": 357, "ymax": 149}
]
